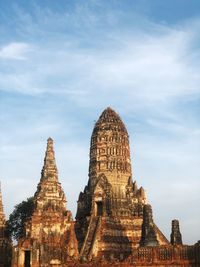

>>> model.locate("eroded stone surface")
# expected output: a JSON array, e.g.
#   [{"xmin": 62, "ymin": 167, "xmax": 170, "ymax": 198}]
[
  {"xmin": 12, "ymin": 138, "xmax": 78, "ymax": 267},
  {"xmin": 75, "ymin": 107, "xmax": 169, "ymax": 261},
  {"xmin": 170, "ymin": 219, "xmax": 183, "ymax": 245}
]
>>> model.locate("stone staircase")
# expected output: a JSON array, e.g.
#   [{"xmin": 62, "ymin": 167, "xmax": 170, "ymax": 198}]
[{"xmin": 80, "ymin": 216, "xmax": 101, "ymax": 260}]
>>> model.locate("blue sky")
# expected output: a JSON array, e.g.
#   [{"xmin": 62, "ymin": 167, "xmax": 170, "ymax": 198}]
[{"xmin": 0, "ymin": 0, "xmax": 200, "ymax": 244}]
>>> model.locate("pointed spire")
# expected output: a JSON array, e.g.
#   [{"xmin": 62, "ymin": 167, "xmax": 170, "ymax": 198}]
[
  {"xmin": 127, "ymin": 177, "xmax": 132, "ymax": 186},
  {"xmin": 93, "ymin": 107, "xmax": 128, "ymax": 134},
  {"xmin": 0, "ymin": 182, "xmax": 4, "ymax": 213},
  {"xmin": 41, "ymin": 137, "xmax": 58, "ymax": 181},
  {"xmin": 0, "ymin": 182, "xmax": 6, "ymax": 224},
  {"xmin": 34, "ymin": 138, "xmax": 67, "ymax": 214},
  {"xmin": 0, "ymin": 181, "xmax": 3, "ymax": 213},
  {"xmin": 133, "ymin": 180, "xmax": 138, "ymax": 192}
]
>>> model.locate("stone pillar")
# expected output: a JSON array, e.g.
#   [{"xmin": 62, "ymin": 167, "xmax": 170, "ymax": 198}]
[
  {"xmin": 170, "ymin": 219, "xmax": 182, "ymax": 245},
  {"xmin": 141, "ymin": 204, "xmax": 158, "ymax": 246}
]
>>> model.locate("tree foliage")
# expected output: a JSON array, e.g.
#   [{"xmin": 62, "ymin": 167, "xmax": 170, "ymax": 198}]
[{"xmin": 7, "ymin": 197, "xmax": 34, "ymax": 241}]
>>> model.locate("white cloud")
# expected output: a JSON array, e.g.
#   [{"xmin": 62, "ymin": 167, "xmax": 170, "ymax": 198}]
[
  {"xmin": 0, "ymin": 42, "xmax": 30, "ymax": 60},
  {"xmin": 1, "ymin": 19, "xmax": 200, "ymax": 106}
]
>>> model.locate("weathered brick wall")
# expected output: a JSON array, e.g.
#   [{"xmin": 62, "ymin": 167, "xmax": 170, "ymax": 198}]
[{"xmin": 63, "ymin": 243, "xmax": 200, "ymax": 267}]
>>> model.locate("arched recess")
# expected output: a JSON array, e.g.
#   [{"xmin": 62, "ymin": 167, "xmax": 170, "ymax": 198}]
[{"xmin": 93, "ymin": 174, "xmax": 112, "ymax": 216}]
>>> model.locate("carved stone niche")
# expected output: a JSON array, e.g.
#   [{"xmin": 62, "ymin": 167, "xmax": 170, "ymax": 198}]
[{"xmin": 92, "ymin": 174, "xmax": 112, "ymax": 217}]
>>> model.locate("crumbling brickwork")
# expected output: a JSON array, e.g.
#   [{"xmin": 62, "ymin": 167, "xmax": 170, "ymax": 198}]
[
  {"xmin": 170, "ymin": 219, "xmax": 183, "ymax": 245},
  {"xmin": 75, "ymin": 108, "xmax": 169, "ymax": 261},
  {"xmin": 12, "ymin": 138, "xmax": 78, "ymax": 267}
]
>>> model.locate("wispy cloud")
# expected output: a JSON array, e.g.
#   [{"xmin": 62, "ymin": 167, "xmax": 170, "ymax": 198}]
[
  {"xmin": 0, "ymin": 42, "xmax": 31, "ymax": 60},
  {"xmin": 0, "ymin": 18, "xmax": 200, "ymax": 106}
]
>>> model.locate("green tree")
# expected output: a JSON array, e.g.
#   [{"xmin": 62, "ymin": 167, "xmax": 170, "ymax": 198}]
[{"xmin": 7, "ymin": 197, "xmax": 34, "ymax": 241}]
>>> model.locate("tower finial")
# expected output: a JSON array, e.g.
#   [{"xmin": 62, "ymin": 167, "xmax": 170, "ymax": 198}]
[
  {"xmin": 0, "ymin": 181, "xmax": 6, "ymax": 224},
  {"xmin": 47, "ymin": 137, "xmax": 53, "ymax": 143},
  {"xmin": 41, "ymin": 137, "xmax": 58, "ymax": 181}
]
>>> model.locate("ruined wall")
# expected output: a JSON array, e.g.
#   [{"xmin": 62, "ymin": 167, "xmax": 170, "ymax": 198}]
[{"xmin": 66, "ymin": 242, "xmax": 200, "ymax": 267}]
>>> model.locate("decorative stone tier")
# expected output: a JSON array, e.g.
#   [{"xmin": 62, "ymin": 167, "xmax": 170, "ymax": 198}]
[
  {"xmin": 12, "ymin": 138, "xmax": 78, "ymax": 267},
  {"xmin": 89, "ymin": 107, "xmax": 132, "ymax": 196},
  {"xmin": 76, "ymin": 108, "xmax": 169, "ymax": 261}
]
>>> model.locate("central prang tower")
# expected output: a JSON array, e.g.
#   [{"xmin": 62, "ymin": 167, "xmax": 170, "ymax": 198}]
[
  {"xmin": 89, "ymin": 107, "xmax": 132, "ymax": 202},
  {"xmin": 75, "ymin": 107, "xmax": 169, "ymax": 261}
]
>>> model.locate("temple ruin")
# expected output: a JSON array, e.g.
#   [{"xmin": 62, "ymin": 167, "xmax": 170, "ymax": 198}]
[
  {"xmin": 75, "ymin": 107, "xmax": 169, "ymax": 261},
  {"xmin": 0, "ymin": 107, "xmax": 199, "ymax": 266},
  {"xmin": 12, "ymin": 138, "xmax": 78, "ymax": 266}
]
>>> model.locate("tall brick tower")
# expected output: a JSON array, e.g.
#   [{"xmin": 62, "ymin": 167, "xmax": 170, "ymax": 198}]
[
  {"xmin": 89, "ymin": 107, "xmax": 132, "ymax": 203},
  {"xmin": 75, "ymin": 107, "xmax": 169, "ymax": 261},
  {"xmin": 13, "ymin": 138, "xmax": 78, "ymax": 267}
]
